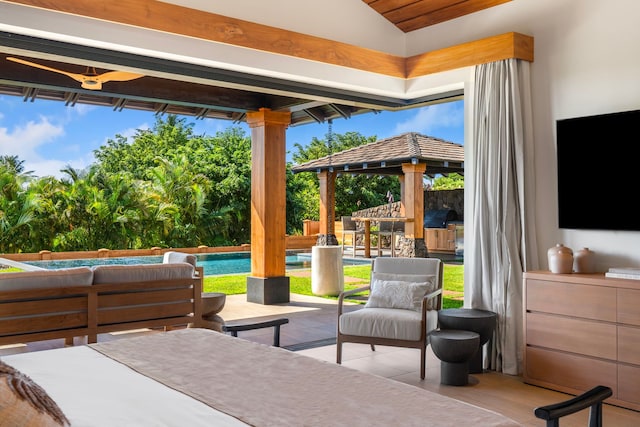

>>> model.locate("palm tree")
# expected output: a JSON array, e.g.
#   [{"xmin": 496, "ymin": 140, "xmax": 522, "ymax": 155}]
[{"xmin": 0, "ymin": 161, "xmax": 37, "ymax": 252}]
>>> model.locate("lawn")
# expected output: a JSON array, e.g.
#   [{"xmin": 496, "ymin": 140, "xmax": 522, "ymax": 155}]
[{"xmin": 204, "ymin": 263, "xmax": 464, "ymax": 308}]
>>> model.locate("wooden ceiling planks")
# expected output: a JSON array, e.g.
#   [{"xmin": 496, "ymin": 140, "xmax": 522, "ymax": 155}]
[{"xmin": 363, "ymin": 0, "xmax": 512, "ymax": 32}]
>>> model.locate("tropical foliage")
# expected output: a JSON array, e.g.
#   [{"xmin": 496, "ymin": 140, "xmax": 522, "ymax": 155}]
[
  {"xmin": 0, "ymin": 115, "xmax": 413, "ymax": 253},
  {"xmin": 431, "ymin": 172, "xmax": 464, "ymax": 190}
]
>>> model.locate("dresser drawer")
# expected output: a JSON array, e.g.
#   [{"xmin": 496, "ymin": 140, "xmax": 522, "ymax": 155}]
[
  {"xmin": 526, "ymin": 279, "xmax": 616, "ymax": 321},
  {"xmin": 527, "ymin": 312, "xmax": 616, "ymax": 359},
  {"xmin": 619, "ymin": 364, "xmax": 640, "ymax": 407},
  {"xmin": 618, "ymin": 325, "xmax": 640, "ymax": 365},
  {"xmin": 618, "ymin": 288, "xmax": 640, "ymax": 326},
  {"xmin": 525, "ymin": 347, "xmax": 617, "ymax": 395}
]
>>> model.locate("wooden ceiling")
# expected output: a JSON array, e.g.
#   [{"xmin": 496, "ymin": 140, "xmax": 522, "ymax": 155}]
[{"xmin": 363, "ymin": 0, "xmax": 512, "ymax": 32}]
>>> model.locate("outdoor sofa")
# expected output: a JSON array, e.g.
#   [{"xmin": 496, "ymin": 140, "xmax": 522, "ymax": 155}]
[{"xmin": 0, "ymin": 252, "xmax": 203, "ymax": 346}]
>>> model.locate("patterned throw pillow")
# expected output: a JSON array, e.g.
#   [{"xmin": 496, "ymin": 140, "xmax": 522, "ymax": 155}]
[
  {"xmin": 0, "ymin": 359, "xmax": 69, "ymax": 426},
  {"xmin": 365, "ymin": 277, "xmax": 436, "ymax": 311}
]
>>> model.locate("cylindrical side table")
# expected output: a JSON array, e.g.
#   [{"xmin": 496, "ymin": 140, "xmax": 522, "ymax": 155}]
[
  {"xmin": 430, "ymin": 330, "xmax": 480, "ymax": 386},
  {"xmin": 438, "ymin": 308, "xmax": 497, "ymax": 374},
  {"xmin": 311, "ymin": 245, "xmax": 344, "ymax": 296}
]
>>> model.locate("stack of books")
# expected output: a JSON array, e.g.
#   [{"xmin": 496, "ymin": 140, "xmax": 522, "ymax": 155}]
[{"xmin": 605, "ymin": 267, "xmax": 640, "ymax": 280}]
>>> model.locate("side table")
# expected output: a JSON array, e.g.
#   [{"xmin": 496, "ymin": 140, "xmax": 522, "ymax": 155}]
[{"xmin": 437, "ymin": 308, "xmax": 497, "ymax": 374}]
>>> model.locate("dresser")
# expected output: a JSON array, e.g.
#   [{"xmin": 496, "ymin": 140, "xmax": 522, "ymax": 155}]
[{"xmin": 523, "ymin": 271, "xmax": 640, "ymax": 411}]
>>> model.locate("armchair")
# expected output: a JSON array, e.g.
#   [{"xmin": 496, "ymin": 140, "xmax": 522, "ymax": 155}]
[
  {"xmin": 336, "ymin": 257, "xmax": 443, "ymax": 379},
  {"xmin": 534, "ymin": 385, "xmax": 612, "ymax": 427}
]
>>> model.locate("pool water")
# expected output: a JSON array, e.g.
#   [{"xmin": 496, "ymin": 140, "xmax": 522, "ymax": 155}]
[{"xmin": 22, "ymin": 252, "xmax": 369, "ymax": 276}]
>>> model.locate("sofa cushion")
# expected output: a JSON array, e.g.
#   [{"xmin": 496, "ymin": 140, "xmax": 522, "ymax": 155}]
[
  {"xmin": 0, "ymin": 267, "xmax": 94, "ymax": 291},
  {"xmin": 92, "ymin": 263, "xmax": 195, "ymax": 284},
  {"xmin": 162, "ymin": 251, "xmax": 197, "ymax": 267}
]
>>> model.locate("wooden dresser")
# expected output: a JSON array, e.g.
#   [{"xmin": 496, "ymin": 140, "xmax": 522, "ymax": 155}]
[{"xmin": 523, "ymin": 271, "xmax": 640, "ymax": 411}]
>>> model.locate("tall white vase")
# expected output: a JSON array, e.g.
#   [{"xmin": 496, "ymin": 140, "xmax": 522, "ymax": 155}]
[{"xmin": 311, "ymin": 246, "xmax": 344, "ymax": 296}]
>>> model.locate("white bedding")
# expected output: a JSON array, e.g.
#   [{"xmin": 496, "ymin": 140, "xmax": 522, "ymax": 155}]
[
  {"xmin": 4, "ymin": 345, "xmax": 247, "ymax": 427},
  {"xmin": 3, "ymin": 329, "xmax": 521, "ymax": 426}
]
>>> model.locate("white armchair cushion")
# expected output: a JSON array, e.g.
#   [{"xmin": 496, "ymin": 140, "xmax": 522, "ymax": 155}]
[
  {"xmin": 339, "ymin": 308, "xmax": 438, "ymax": 341},
  {"xmin": 367, "ymin": 273, "xmax": 437, "ymax": 311}
]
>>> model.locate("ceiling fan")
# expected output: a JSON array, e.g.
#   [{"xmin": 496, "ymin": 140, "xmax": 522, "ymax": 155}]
[{"xmin": 6, "ymin": 56, "xmax": 144, "ymax": 90}]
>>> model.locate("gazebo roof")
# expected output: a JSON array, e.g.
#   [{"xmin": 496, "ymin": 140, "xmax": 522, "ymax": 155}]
[{"xmin": 291, "ymin": 132, "xmax": 464, "ymax": 177}]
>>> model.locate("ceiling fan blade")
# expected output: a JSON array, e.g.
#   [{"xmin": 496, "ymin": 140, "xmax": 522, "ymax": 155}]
[
  {"xmin": 96, "ymin": 70, "xmax": 145, "ymax": 83},
  {"xmin": 7, "ymin": 57, "xmax": 144, "ymax": 91},
  {"xmin": 6, "ymin": 56, "xmax": 86, "ymax": 84}
]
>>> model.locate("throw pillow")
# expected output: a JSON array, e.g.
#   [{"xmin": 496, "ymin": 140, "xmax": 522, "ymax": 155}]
[
  {"xmin": 365, "ymin": 278, "xmax": 436, "ymax": 311},
  {"xmin": 0, "ymin": 359, "xmax": 69, "ymax": 426}
]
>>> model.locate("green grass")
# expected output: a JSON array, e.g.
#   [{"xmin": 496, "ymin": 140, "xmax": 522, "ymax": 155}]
[{"xmin": 203, "ymin": 263, "xmax": 464, "ymax": 308}]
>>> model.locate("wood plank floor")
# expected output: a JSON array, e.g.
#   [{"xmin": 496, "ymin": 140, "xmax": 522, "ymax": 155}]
[{"xmin": 2, "ymin": 292, "xmax": 639, "ymax": 426}]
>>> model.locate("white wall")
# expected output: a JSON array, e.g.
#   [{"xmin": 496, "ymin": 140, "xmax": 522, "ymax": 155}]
[{"xmin": 408, "ymin": 0, "xmax": 640, "ymax": 271}]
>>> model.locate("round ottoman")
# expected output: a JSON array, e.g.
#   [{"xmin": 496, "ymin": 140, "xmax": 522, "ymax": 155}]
[{"xmin": 430, "ymin": 329, "xmax": 480, "ymax": 386}]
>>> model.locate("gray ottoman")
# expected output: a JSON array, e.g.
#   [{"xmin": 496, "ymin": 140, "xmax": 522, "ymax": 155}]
[{"xmin": 430, "ymin": 330, "xmax": 480, "ymax": 386}]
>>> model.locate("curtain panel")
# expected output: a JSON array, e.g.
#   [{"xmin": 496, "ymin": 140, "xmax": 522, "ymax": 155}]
[{"xmin": 468, "ymin": 58, "xmax": 539, "ymax": 375}]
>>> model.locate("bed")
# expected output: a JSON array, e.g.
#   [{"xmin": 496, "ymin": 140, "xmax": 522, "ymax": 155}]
[{"xmin": 1, "ymin": 328, "xmax": 521, "ymax": 426}]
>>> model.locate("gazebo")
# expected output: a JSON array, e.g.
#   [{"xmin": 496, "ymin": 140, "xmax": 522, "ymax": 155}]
[{"xmin": 292, "ymin": 132, "xmax": 464, "ymax": 257}]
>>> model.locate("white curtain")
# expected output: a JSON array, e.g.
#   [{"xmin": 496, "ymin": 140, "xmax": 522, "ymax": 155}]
[{"xmin": 467, "ymin": 59, "xmax": 539, "ymax": 375}]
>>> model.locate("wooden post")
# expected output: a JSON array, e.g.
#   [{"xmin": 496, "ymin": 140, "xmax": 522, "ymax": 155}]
[
  {"xmin": 245, "ymin": 108, "xmax": 291, "ymax": 304},
  {"xmin": 401, "ymin": 163, "xmax": 426, "ymax": 239},
  {"xmin": 317, "ymin": 170, "xmax": 338, "ymax": 245}
]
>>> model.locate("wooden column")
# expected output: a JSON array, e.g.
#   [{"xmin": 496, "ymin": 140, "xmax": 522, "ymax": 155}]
[
  {"xmin": 317, "ymin": 170, "xmax": 338, "ymax": 245},
  {"xmin": 245, "ymin": 108, "xmax": 291, "ymax": 304},
  {"xmin": 399, "ymin": 174, "xmax": 406, "ymax": 217},
  {"xmin": 398, "ymin": 163, "xmax": 428, "ymax": 257}
]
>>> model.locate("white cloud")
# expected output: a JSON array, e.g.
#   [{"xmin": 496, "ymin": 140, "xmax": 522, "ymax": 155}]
[
  {"xmin": 25, "ymin": 157, "xmax": 92, "ymax": 179},
  {"xmin": 111, "ymin": 122, "xmax": 150, "ymax": 143},
  {"xmin": 0, "ymin": 116, "xmax": 65, "ymax": 165},
  {"xmin": 393, "ymin": 102, "xmax": 463, "ymax": 136}
]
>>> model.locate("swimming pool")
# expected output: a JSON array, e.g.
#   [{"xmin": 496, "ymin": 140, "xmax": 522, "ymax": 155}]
[{"xmin": 21, "ymin": 251, "xmax": 370, "ymax": 276}]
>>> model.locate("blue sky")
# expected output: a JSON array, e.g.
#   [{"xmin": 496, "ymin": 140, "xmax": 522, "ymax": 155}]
[{"xmin": 0, "ymin": 95, "xmax": 464, "ymax": 178}]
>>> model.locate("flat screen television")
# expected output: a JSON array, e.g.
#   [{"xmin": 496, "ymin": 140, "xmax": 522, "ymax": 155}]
[{"xmin": 557, "ymin": 109, "xmax": 640, "ymax": 231}]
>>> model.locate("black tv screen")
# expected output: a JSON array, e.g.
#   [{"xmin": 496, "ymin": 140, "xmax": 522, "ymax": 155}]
[{"xmin": 557, "ymin": 109, "xmax": 640, "ymax": 231}]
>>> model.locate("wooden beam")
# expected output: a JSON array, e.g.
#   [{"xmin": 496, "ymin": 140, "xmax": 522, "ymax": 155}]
[
  {"xmin": 406, "ymin": 32, "xmax": 534, "ymax": 78},
  {"xmin": 3, "ymin": 0, "xmax": 405, "ymax": 77},
  {"xmin": 5, "ymin": 1, "xmax": 533, "ymax": 79}
]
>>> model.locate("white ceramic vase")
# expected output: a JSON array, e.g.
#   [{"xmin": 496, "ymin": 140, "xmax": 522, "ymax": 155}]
[
  {"xmin": 573, "ymin": 247, "xmax": 596, "ymax": 273},
  {"xmin": 548, "ymin": 244, "xmax": 573, "ymax": 274}
]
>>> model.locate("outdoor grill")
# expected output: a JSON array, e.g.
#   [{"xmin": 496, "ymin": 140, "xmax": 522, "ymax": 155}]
[{"xmin": 423, "ymin": 209, "xmax": 458, "ymax": 229}]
